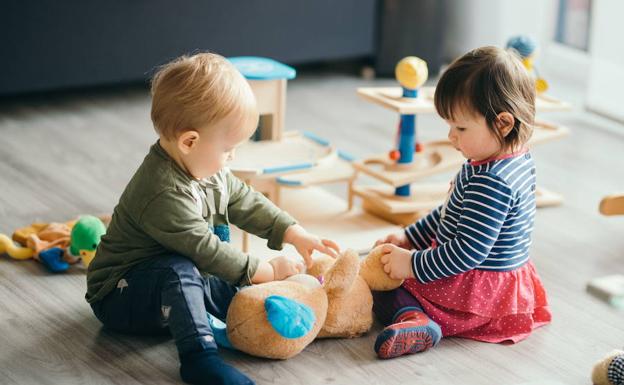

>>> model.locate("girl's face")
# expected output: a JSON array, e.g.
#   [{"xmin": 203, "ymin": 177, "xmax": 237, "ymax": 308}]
[{"xmin": 445, "ymin": 108, "xmax": 503, "ymax": 162}]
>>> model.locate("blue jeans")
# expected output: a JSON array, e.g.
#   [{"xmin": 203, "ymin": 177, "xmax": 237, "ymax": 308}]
[{"xmin": 90, "ymin": 255, "xmax": 238, "ymax": 357}]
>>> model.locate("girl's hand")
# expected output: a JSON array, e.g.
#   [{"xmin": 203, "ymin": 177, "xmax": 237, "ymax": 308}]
[
  {"xmin": 374, "ymin": 231, "xmax": 412, "ymax": 250},
  {"xmin": 284, "ymin": 224, "xmax": 340, "ymax": 268},
  {"xmin": 268, "ymin": 256, "xmax": 304, "ymax": 281},
  {"xmin": 380, "ymin": 244, "xmax": 415, "ymax": 280}
]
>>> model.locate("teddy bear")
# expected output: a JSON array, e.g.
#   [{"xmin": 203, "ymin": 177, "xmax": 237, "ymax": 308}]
[{"xmin": 224, "ymin": 245, "xmax": 403, "ymax": 359}]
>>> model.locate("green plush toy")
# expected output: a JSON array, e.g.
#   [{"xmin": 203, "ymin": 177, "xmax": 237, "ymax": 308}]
[{"xmin": 69, "ymin": 215, "xmax": 106, "ymax": 267}]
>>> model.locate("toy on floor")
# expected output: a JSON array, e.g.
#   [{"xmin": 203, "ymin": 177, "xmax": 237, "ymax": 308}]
[
  {"xmin": 227, "ymin": 57, "xmax": 356, "ymax": 252},
  {"xmin": 1, "ymin": 215, "xmax": 107, "ymax": 272},
  {"xmin": 506, "ymin": 35, "xmax": 549, "ymax": 94},
  {"xmin": 224, "ymin": 246, "xmax": 403, "ymax": 359},
  {"xmin": 587, "ymin": 195, "xmax": 624, "ymax": 308},
  {"xmin": 592, "ymin": 350, "xmax": 624, "ymax": 385},
  {"xmin": 0, "ymin": 234, "xmax": 34, "ymax": 260},
  {"xmin": 600, "ymin": 194, "xmax": 624, "ymax": 216}
]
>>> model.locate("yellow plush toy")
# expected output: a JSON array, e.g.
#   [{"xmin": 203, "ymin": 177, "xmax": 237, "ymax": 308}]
[{"xmin": 226, "ymin": 246, "xmax": 403, "ymax": 359}]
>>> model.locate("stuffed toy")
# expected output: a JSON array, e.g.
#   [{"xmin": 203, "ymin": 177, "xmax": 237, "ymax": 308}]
[
  {"xmin": 224, "ymin": 245, "xmax": 403, "ymax": 359},
  {"xmin": 592, "ymin": 350, "xmax": 624, "ymax": 385},
  {"xmin": 0, "ymin": 215, "xmax": 107, "ymax": 272}
]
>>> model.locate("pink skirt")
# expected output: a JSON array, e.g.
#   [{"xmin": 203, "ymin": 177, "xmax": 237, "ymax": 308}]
[{"xmin": 402, "ymin": 261, "xmax": 551, "ymax": 343}]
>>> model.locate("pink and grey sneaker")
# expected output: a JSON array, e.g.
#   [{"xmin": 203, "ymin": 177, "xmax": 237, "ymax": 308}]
[{"xmin": 374, "ymin": 310, "xmax": 442, "ymax": 359}]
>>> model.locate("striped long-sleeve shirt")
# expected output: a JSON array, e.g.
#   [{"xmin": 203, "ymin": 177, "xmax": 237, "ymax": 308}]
[{"xmin": 405, "ymin": 151, "xmax": 537, "ymax": 283}]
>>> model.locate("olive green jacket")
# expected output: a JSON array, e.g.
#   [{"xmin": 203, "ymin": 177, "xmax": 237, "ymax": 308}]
[{"xmin": 86, "ymin": 142, "xmax": 295, "ymax": 303}]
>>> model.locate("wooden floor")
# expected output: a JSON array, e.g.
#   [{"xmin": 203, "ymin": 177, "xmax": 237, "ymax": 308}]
[{"xmin": 1, "ymin": 68, "xmax": 624, "ymax": 385}]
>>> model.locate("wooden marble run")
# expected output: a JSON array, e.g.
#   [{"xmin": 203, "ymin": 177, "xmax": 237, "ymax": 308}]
[
  {"xmin": 228, "ymin": 57, "xmax": 355, "ymax": 250},
  {"xmin": 349, "ymin": 55, "xmax": 572, "ymax": 226}
]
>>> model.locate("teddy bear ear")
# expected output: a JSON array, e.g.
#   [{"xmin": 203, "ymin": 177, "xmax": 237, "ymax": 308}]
[
  {"xmin": 265, "ymin": 295, "xmax": 316, "ymax": 339},
  {"xmin": 323, "ymin": 249, "xmax": 359, "ymax": 296}
]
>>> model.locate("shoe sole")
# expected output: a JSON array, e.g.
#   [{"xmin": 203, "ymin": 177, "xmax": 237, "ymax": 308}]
[{"xmin": 375, "ymin": 325, "xmax": 434, "ymax": 359}]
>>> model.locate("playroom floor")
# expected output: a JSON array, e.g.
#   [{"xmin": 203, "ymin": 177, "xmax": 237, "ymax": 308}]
[{"xmin": 1, "ymin": 66, "xmax": 623, "ymax": 385}]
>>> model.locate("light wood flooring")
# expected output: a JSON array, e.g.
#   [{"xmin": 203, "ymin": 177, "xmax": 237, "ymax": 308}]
[{"xmin": 1, "ymin": 69, "xmax": 624, "ymax": 385}]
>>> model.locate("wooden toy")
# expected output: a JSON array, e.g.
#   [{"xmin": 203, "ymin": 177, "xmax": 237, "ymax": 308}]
[
  {"xmin": 587, "ymin": 275, "xmax": 624, "ymax": 310},
  {"xmin": 228, "ymin": 57, "xmax": 356, "ymax": 250},
  {"xmin": 600, "ymin": 194, "xmax": 624, "ymax": 216},
  {"xmin": 588, "ymin": 195, "xmax": 624, "ymax": 384},
  {"xmin": 350, "ymin": 56, "xmax": 571, "ymax": 225}
]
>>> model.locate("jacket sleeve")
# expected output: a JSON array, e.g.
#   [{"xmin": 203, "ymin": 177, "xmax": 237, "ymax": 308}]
[
  {"xmin": 225, "ymin": 170, "xmax": 296, "ymax": 250},
  {"xmin": 139, "ymin": 188, "xmax": 260, "ymax": 286}
]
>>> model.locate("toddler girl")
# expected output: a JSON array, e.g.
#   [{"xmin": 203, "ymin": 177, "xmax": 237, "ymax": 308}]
[{"xmin": 373, "ymin": 46, "xmax": 552, "ymax": 358}]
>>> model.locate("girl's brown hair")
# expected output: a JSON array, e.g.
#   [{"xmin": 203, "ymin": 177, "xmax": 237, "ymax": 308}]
[{"xmin": 434, "ymin": 46, "xmax": 536, "ymax": 151}]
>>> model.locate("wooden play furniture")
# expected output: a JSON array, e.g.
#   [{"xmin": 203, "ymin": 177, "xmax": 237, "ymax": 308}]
[
  {"xmin": 349, "ymin": 57, "xmax": 571, "ymax": 226},
  {"xmin": 600, "ymin": 194, "xmax": 624, "ymax": 216},
  {"xmin": 228, "ymin": 57, "xmax": 355, "ymax": 250}
]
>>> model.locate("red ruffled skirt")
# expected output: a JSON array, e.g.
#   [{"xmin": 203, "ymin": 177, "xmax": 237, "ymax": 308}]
[{"xmin": 402, "ymin": 261, "xmax": 551, "ymax": 343}]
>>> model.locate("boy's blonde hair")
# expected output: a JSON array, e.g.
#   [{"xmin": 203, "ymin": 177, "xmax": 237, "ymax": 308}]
[
  {"xmin": 150, "ymin": 52, "xmax": 257, "ymax": 140},
  {"xmin": 434, "ymin": 46, "xmax": 536, "ymax": 151}
]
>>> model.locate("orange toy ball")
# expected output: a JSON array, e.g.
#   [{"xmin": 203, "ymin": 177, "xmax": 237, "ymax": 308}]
[
  {"xmin": 389, "ymin": 150, "xmax": 401, "ymax": 161},
  {"xmin": 415, "ymin": 143, "xmax": 424, "ymax": 152}
]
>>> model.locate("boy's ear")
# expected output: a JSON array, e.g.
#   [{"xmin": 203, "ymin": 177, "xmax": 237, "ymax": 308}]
[
  {"xmin": 495, "ymin": 112, "xmax": 515, "ymax": 137},
  {"xmin": 177, "ymin": 130, "xmax": 200, "ymax": 155}
]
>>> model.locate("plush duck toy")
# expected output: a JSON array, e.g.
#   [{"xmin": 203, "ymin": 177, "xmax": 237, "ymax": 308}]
[
  {"xmin": 68, "ymin": 215, "xmax": 107, "ymax": 267},
  {"xmin": 36, "ymin": 215, "xmax": 106, "ymax": 272},
  {"xmin": 224, "ymin": 245, "xmax": 403, "ymax": 359},
  {"xmin": 1, "ymin": 215, "xmax": 106, "ymax": 272}
]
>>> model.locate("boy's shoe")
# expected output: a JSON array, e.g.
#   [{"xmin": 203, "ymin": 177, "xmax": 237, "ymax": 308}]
[{"xmin": 180, "ymin": 350, "xmax": 254, "ymax": 385}]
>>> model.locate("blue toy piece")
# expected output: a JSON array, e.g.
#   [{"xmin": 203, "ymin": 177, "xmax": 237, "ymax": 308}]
[
  {"xmin": 38, "ymin": 247, "xmax": 69, "ymax": 273},
  {"xmin": 264, "ymin": 295, "xmax": 316, "ymax": 339},
  {"xmin": 506, "ymin": 35, "xmax": 537, "ymax": 59},
  {"xmin": 396, "ymin": 98, "xmax": 417, "ymax": 197},
  {"xmin": 228, "ymin": 57, "xmax": 296, "ymax": 80},
  {"xmin": 392, "ymin": 57, "xmax": 429, "ymax": 197}
]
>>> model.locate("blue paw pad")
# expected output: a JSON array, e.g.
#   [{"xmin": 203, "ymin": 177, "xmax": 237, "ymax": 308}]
[{"xmin": 265, "ymin": 295, "xmax": 315, "ymax": 339}]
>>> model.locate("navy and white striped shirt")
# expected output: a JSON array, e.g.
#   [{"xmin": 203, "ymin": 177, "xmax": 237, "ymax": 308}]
[{"xmin": 406, "ymin": 151, "xmax": 537, "ymax": 283}]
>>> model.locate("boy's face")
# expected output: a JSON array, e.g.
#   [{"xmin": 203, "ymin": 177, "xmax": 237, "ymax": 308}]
[
  {"xmin": 183, "ymin": 113, "xmax": 255, "ymax": 179},
  {"xmin": 445, "ymin": 108, "xmax": 502, "ymax": 162}
]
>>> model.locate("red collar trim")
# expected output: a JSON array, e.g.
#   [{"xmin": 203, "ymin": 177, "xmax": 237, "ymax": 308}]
[{"xmin": 469, "ymin": 148, "xmax": 528, "ymax": 166}]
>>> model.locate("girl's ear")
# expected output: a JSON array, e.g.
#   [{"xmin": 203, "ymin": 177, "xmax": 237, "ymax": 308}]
[
  {"xmin": 177, "ymin": 130, "xmax": 200, "ymax": 155},
  {"xmin": 495, "ymin": 112, "xmax": 515, "ymax": 137}
]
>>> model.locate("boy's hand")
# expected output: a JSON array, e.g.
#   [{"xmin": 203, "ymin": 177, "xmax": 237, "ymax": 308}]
[
  {"xmin": 374, "ymin": 231, "xmax": 412, "ymax": 250},
  {"xmin": 268, "ymin": 256, "xmax": 304, "ymax": 281},
  {"xmin": 380, "ymin": 244, "xmax": 416, "ymax": 280},
  {"xmin": 284, "ymin": 224, "xmax": 340, "ymax": 268}
]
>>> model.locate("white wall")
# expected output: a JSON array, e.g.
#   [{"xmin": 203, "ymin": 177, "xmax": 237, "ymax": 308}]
[
  {"xmin": 443, "ymin": 0, "xmax": 555, "ymax": 61},
  {"xmin": 586, "ymin": 0, "xmax": 624, "ymax": 122}
]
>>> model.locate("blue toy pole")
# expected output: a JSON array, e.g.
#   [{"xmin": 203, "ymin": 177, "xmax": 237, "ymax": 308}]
[{"xmin": 395, "ymin": 87, "xmax": 418, "ymax": 196}]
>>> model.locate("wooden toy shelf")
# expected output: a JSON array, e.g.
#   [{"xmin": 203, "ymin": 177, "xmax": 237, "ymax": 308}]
[{"xmin": 350, "ymin": 85, "xmax": 572, "ymax": 225}]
